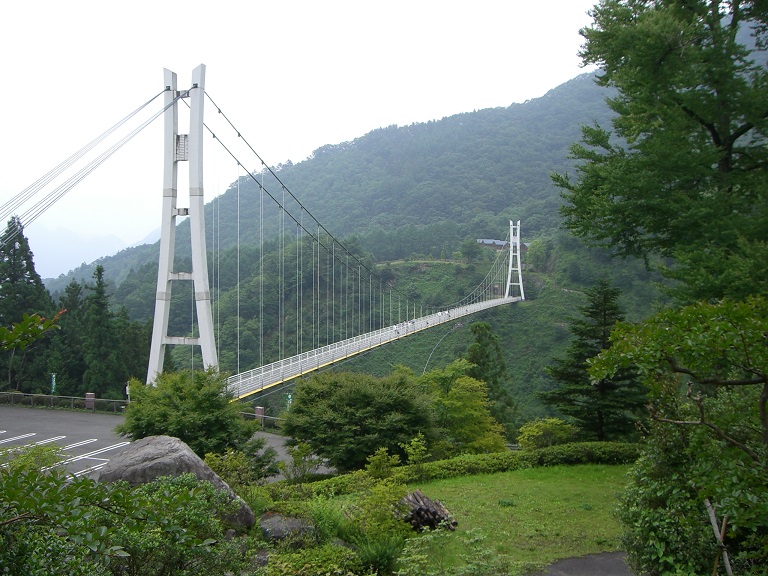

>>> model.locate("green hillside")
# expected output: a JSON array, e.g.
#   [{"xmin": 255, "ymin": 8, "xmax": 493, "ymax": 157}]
[{"xmin": 40, "ymin": 71, "xmax": 660, "ymax": 427}]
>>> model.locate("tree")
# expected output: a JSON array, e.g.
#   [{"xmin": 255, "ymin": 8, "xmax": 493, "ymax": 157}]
[
  {"xmin": 282, "ymin": 370, "xmax": 433, "ymax": 472},
  {"xmin": 81, "ymin": 265, "xmax": 126, "ymax": 397},
  {"xmin": 540, "ymin": 279, "xmax": 646, "ymax": 441},
  {"xmin": 464, "ymin": 321, "xmax": 518, "ymax": 437},
  {"xmin": 591, "ymin": 296, "xmax": 768, "ymax": 574},
  {"xmin": 46, "ymin": 279, "xmax": 87, "ymax": 396},
  {"xmin": 459, "ymin": 238, "xmax": 482, "ymax": 263},
  {"xmin": 419, "ymin": 359, "xmax": 507, "ymax": 457},
  {"xmin": 0, "ymin": 217, "xmax": 55, "ymax": 391},
  {"xmin": 554, "ymin": 1, "xmax": 768, "ymax": 302},
  {"xmin": 115, "ymin": 369, "xmax": 254, "ymax": 457}
]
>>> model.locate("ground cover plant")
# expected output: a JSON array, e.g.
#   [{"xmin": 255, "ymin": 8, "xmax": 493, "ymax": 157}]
[
  {"xmin": 254, "ymin": 448, "xmax": 633, "ymax": 576},
  {"xmin": 398, "ymin": 464, "xmax": 629, "ymax": 575}
]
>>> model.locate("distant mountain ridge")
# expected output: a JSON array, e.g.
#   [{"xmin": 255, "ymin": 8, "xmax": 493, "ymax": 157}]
[{"xmin": 43, "ymin": 71, "xmax": 613, "ymax": 297}]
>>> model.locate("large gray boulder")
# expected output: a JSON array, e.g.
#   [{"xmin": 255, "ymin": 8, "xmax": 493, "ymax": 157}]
[{"xmin": 97, "ymin": 435, "xmax": 255, "ymax": 529}]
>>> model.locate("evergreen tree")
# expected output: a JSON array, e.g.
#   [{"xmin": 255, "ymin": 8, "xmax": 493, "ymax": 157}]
[
  {"xmin": 46, "ymin": 280, "xmax": 88, "ymax": 396},
  {"xmin": 464, "ymin": 321, "xmax": 517, "ymax": 438},
  {"xmin": 0, "ymin": 217, "xmax": 55, "ymax": 391},
  {"xmin": 540, "ymin": 278, "xmax": 646, "ymax": 441},
  {"xmin": 81, "ymin": 266, "xmax": 126, "ymax": 397}
]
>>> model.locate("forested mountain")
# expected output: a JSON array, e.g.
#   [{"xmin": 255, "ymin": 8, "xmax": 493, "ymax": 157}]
[
  {"xmin": 30, "ymin": 71, "xmax": 657, "ymax": 431},
  {"xmin": 46, "ymin": 71, "xmax": 613, "ymax": 293}
]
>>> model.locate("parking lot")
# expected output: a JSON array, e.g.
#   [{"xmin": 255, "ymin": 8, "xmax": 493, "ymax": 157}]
[{"xmin": 0, "ymin": 405, "xmax": 129, "ymax": 477}]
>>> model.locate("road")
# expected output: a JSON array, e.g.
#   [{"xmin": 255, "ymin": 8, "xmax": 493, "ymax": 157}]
[{"xmin": 0, "ymin": 405, "xmax": 129, "ymax": 477}]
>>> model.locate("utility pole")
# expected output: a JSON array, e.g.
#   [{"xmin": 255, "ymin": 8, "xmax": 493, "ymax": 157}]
[{"xmin": 147, "ymin": 64, "xmax": 218, "ymax": 383}]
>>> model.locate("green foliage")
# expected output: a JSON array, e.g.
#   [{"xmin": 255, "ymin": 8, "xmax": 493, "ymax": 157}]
[
  {"xmin": 0, "ymin": 218, "xmax": 56, "ymax": 392},
  {"xmin": 280, "ymin": 441, "xmax": 324, "ymax": 483},
  {"xmin": 541, "ymin": 279, "xmax": 647, "ymax": 441},
  {"xmin": 283, "ymin": 371, "xmax": 433, "ymax": 472},
  {"xmin": 0, "ymin": 467, "xmax": 130, "ymax": 574},
  {"xmin": 517, "ymin": 417, "xmax": 579, "ymax": 450},
  {"xmin": 396, "ymin": 528, "xmax": 516, "ymax": 576},
  {"xmin": 204, "ymin": 439, "xmax": 280, "ymax": 490},
  {"xmin": 399, "ymin": 433, "xmax": 430, "ymax": 481},
  {"xmin": 464, "ymin": 322, "xmax": 518, "ymax": 437},
  {"xmin": 0, "ymin": 311, "xmax": 61, "ymax": 352},
  {"xmin": 421, "ymin": 359, "xmax": 508, "ymax": 457},
  {"xmin": 261, "ymin": 543, "xmax": 364, "ymax": 576},
  {"xmin": 0, "ymin": 442, "xmax": 64, "ymax": 472},
  {"xmin": 100, "ymin": 474, "xmax": 246, "ymax": 576},
  {"xmin": 0, "ymin": 465, "xmax": 250, "ymax": 576},
  {"xmin": 116, "ymin": 368, "xmax": 254, "ymax": 457},
  {"xmin": 592, "ymin": 296, "xmax": 768, "ymax": 574},
  {"xmin": 365, "ymin": 447, "xmax": 401, "ymax": 479},
  {"xmin": 556, "ymin": 1, "xmax": 768, "ymax": 302}
]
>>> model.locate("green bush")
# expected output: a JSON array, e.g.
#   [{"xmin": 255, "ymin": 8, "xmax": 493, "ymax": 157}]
[
  {"xmin": 262, "ymin": 543, "xmax": 364, "ymax": 576},
  {"xmin": 517, "ymin": 417, "xmax": 579, "ymax": 450},
  {"xmin": 263, "ymin": 443, "xmax": 639, "ymax": 502},
  {"xmin": 1, "ymin": 466, "xmax": 253, "ymax": 576}
]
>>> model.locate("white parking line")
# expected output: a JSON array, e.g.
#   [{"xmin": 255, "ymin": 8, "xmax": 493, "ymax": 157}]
[
  {"xmin": 31, "ymin": 435, "xmax": 67, "ymax": 446},
  {"xmin": 0, "ymin": 433, "xmax": 36, "ymax": 444},
  {"xmin": 48, "ymin": 442, "xmax": 130, "ymax": 469},
  {"xmin": 63, "ymin": 439, "xmax": 98, "ymax": 450},
  {"xmin": 73, "ymin": 462, "xmax": 110, "ymax": 477}
]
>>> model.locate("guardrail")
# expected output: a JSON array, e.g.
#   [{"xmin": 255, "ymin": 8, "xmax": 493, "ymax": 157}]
[
  {"xmin": 0, "ymin": 392, "xmax": 128, "ymax": 413},
  {"xmin": 228, "ymin": 296, "xmax": 522, "ymax": 399}
]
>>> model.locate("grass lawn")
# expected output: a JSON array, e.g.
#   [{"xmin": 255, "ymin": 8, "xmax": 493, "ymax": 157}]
[{"xmin": 407, "ymin": 464, "xmax": 630, "ymax": 574}]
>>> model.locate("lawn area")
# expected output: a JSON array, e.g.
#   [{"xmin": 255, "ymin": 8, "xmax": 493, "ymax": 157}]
[{"xmin": 407, "ymin": 464, "xmax": 630, "ymax": 574}]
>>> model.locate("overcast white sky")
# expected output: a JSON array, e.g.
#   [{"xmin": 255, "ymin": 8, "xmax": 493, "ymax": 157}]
[{"xmin": 1, "ymin": 0, "xmax": 598, "ymax": 278}]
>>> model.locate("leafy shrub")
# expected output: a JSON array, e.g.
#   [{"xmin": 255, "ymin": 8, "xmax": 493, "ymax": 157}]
[
  {"xmin": 0, "ymin": 443, "xmax": 64, "ymax": 471},
  {"xmin": 517, "ymin": 417, "xmax": 579, "ymax": 450},
  {"xmin": 365, "ymin": 447, "xmax": 401, "ymax": 479},
  {"xmin": 1, "ymin": 465, "xmax": 252, "ymax": 576},
  {"xmin": 280, "ymin": 442, "xmax": 324, "ymax": 483},
  {"xmin": 262, "ymin": 543, "xmax": 364, "ymax": 576},
  {"xmin": 116, "ymin": 368, "xmax": 255, "ymax": 457},
  {"xmin": 204, "ymin": 437, "xmax": 279, "ymax": 489},
  {"xmin": 263, "ymin": 443, "xmax": 639, "ymax": 502}
]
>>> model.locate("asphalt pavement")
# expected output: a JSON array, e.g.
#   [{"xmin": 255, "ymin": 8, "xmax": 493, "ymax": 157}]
[
  {"xmin": 0, "ymin": 405, "xmax": 129, "ymax": 477},
  {"xmin": 532, "ymin": 552, "xmax": 634, "ymax": 576}
]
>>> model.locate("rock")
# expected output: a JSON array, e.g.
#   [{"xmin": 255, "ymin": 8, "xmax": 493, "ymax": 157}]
[
  {"xmin": 97, "ymin": 435, "xmax": 255, "ymax": 529},
  {"xmin": 259, "ymin": 512, "xmax": 315, "ymax": 544}
]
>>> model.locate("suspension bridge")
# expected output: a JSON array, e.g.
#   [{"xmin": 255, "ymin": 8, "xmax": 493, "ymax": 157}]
[{"xmin": 1, "ymin": 64, "xmax": 525, "ymax": 400}]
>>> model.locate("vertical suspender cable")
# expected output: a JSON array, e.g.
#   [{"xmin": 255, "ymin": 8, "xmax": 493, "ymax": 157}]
[
  {"xmin": 296, "ymin": 220, "xmax": 300, "ymax": 355},
  {"xmin": 237, "ymin": 165, "xmax": 241, "ymax": 374},
  {"xmin": 259, "ymin": 165, "xmax": 264, "ymax": 367}
]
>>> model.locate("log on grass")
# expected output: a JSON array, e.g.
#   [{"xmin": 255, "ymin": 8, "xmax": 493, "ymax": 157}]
[{"xmin": 399, "ymin": 489, "xmax": 457, "ymax": 531}]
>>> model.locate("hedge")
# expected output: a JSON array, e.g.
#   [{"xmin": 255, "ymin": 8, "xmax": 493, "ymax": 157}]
[{"xmin": 264, "ymin": 442, "xmax": 640, "ymax": 501}]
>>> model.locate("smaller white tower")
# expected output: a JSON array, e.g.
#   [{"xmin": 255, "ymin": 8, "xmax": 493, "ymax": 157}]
[{"xmin": 505, "ymin": 220, "xmax": 525, "ymax": 300}]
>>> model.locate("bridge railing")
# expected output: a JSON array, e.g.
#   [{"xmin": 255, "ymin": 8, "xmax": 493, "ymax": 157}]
[{"xmin": 227, "ymin": 296, "xmax": 522, "ymax": 399}]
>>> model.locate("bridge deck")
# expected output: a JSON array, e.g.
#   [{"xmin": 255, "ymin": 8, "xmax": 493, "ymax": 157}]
[{"xmin": 227, "ymin": 296, "xmax": 522, "ymax": 399}]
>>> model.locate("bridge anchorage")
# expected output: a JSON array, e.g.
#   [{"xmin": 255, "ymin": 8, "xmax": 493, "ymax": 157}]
[{"xmin": 144, "ymin": 65, "xmax": 525, "ymax": 396}]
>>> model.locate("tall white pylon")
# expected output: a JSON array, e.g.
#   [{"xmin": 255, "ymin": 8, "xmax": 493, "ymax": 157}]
[
  {"xmin": 505, "ymin": 220, "xmax": 525, "ymax": 300},
  {"xmin": 147, "ymin": 64, "xmax": 218, "ymax": 383}
]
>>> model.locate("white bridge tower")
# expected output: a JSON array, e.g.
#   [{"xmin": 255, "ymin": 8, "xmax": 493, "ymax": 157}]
[
  {"xmin": 505, "ymin": 220, "xmax": 525, "ymax": 300},
  {"xmin": 147, "ymin": 65, "xmax": 218, "ymax": 383}
]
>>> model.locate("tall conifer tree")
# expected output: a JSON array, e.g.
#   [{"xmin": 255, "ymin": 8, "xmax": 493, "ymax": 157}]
[
  {"xmin": 0, "ymin": 217, "xmax": 54, "ymax": 391},
  {"xmin": 541, "ymin": 278, "xmax": 646, "ymax": 441}
]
